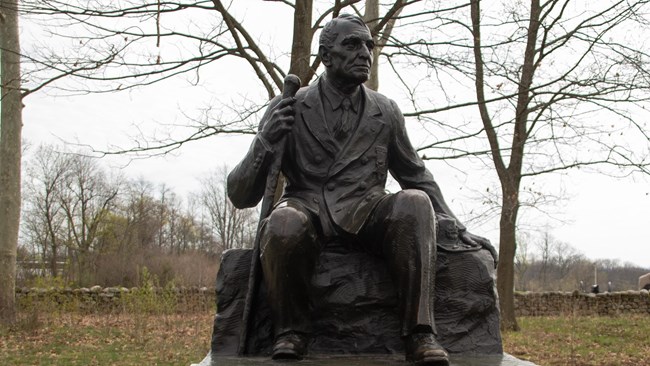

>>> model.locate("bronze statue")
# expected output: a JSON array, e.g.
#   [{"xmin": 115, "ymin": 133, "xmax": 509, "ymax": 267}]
[{"xmin": 227, "ymin": 14, "xmax": 492, "ymax": 366}]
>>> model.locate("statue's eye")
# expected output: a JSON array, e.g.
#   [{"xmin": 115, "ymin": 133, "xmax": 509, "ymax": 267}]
[{"xmin": 342, "ymin": 37, "xmax": 364, "ymax": 51}]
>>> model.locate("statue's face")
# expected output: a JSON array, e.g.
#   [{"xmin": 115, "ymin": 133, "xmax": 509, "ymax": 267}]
[{"xmin": 322, "ymin": 20, "xmax": 374, "ymax": 86}]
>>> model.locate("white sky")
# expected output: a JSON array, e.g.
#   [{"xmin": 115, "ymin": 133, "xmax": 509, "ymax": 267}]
[{"xmin": 18, "ymin": 2, "xmax": 650, "ymax": 269}]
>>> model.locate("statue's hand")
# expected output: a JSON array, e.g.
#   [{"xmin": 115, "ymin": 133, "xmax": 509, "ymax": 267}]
[
  {"xmin": 260, "ymin": 97, "xmax": 296, "ymax": 144},
  {"xmin": 459, "ymin": 231, "xmax": 498, "ymax": 268}
]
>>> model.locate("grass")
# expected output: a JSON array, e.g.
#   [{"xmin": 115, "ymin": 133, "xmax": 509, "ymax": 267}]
[
  {"xmin": 502, "ymin": 315, "xmax": 650, "ymax": 366},
  {"xmin": 0, "ymin": 312, "xmax": 213, "ymax": 366},
  {"xmin": 2, "ymin": 272, "xmax": 214, "ymax": 365},
  {"xmin": 2, "ymin": 308, "xmax": 649, "ymax": 365}
]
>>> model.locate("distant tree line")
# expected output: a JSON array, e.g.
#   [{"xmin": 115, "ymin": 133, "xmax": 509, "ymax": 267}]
[
  {"xmin": 514, "ymin": 232, "xmax": 649, "ymax": 292},
  {"xmin": 18, "ymin": 144, "xmax": 257, "ymax": 287}
]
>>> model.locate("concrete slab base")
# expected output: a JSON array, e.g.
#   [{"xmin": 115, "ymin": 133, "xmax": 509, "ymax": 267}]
[{"xmin": 191, "ymin": 352, "xmax": 538, "ymax": 366}]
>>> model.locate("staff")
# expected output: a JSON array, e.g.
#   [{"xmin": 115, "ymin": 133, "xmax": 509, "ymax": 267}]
[{"xmin": 237, "ymin": 74, "xmax": 301, "ymax": 355}]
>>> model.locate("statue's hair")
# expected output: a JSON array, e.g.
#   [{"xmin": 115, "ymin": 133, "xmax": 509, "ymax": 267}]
[{"xmin": 319, "ymin": 14, "xmax": 368, "ymax": 50}]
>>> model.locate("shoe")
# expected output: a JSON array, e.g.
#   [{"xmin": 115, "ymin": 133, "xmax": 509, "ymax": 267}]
[
  {"xmin": 272, "ymin": 332, "xmax": 307, "ymax": 360},
  {"xmin": 405, "ymin": 332, "xmax": 449, "ymax": 366}
]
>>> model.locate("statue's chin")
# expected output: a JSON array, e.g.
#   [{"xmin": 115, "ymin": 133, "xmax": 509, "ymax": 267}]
[
  {"xmin": 347, "ymin": 73, "xmax": 369, "ymax": 86},
  {"xmin": 328, "ymin": 70, "xmax": 370, "ymax": 89}
]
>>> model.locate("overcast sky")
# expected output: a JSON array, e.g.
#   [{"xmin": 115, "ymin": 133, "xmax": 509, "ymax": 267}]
[{"xmin": 18, "ymin": 2, "xmax": 650, "ymax": 270}]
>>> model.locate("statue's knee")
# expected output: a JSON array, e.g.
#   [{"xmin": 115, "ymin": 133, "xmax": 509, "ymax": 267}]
[
  {"xmin": 262, "ymin": 207, "xmax": 318, "ymax": 260},
  {"xmin": 393, "ymin": 190, "xmax": 433, "ymax": 216},
  {"xmin": 265, "ymin": 206, "xmax": 311, "ymax": 241}
]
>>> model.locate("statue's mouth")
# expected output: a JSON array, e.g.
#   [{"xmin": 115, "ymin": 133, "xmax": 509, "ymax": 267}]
[{"xmin": 352, "ymin": 65, "xmax": 370, "ymax": 72}]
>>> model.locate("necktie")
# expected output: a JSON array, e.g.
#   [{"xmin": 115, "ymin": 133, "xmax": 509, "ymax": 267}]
[{"xmin": 335, "ymin": 97, "xmax": 353, "ymax": 141}]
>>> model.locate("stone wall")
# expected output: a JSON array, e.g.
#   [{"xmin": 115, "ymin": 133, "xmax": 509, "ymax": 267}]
[
  {"xmin": 515, "ymin": 290, "xmax": 650, "ymax": 316},
  {"xmin": 15, "ymin": 286, "xmax": 215, "ymax": 312},
  {"xmin": 15, "ymin": 287, "xmax": 650, "ymax": 317}
]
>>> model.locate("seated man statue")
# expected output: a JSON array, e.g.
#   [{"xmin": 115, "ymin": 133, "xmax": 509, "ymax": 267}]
[{"xmin": 227, "ymin": 13, "xmax": 492, "ymax": 366}]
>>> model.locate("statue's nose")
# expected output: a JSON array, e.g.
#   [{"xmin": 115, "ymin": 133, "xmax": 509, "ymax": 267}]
[{"xmin": 359, "ymin": 44, "xmax": 371, "ymax": 60}]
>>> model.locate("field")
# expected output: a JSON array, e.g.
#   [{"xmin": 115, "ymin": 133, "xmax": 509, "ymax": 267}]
[
  {"xmin": 502, "ymin": 315, "xmax": 650, "ymax": 366},
  {"xmin": 0, "ymin": 312, "xmax": 213, "ymax": 366},
  {"xmin": 1, "ymin": 305, "xmax": 649, "ymax": 365}
]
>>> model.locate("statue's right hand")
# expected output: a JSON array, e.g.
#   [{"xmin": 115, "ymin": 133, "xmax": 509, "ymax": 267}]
[{"xmin": 260, "ymin": 97, "xmax": 296, "ymax": 144}]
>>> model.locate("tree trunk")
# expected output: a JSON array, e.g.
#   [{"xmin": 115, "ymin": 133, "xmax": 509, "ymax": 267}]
[
  {"xmin": 273, "ymin": 0, "xmax": 314, "ymax": 204},
  {"xmin": 0, "ymin": 0, "xmax": 23, "ymax": 326},
  {"xmin": 50, "ymin": 243, "xmax": 58, "ymax": 277},
  {"xmin": 497, "ymin": 0, "xmax": 539, "ymax": 331},
  {"xmin": 289, "ymin": 0, "xmax": 312, "ymax": 85},
  {"xmin": 496, "ymin": 180, "xmax": 520, "ymax": 331},
  {"xmin": 364, "ymin": 0, "xmax": 380, "ymax": 91}
]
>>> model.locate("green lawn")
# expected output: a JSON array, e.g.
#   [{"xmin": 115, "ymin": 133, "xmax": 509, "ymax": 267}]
[{"xmin": 502, "ymin": 315, "xmax": 650, "ymax": 365}]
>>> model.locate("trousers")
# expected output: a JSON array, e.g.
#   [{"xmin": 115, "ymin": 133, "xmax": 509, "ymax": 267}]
[{"xmin": 259, "ymin": 189, "xmax": 437, "ymax": 338}]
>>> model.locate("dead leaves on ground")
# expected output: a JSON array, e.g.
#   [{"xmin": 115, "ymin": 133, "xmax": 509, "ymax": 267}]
[{"xmin": 0, "ymin": 312, "xmax": 213, "ymax": 366}]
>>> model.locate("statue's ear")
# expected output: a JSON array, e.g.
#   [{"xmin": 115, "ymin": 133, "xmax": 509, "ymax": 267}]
[{"xmin": 319, "ymin": 45, "xmax": 331, "ymax": 67}]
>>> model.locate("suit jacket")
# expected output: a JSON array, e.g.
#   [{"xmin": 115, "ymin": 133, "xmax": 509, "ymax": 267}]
[{"xmin": 228, "ymin": 78, "xmax": 464, "ymax": 235}]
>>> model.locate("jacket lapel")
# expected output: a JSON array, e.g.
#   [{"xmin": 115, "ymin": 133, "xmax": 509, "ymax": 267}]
[
  {"xmin": 329, "ymin": 86, "xmax": 386, "ymax": 177},
  {"xmin": 301, "ymin": 81, "xmax": 339, "ymax": 157}
]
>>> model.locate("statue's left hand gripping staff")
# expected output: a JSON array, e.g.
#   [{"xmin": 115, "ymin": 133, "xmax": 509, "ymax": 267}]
[{"xmin": 238, "ymin": 74, "xmax": 301, "ymax": 355}]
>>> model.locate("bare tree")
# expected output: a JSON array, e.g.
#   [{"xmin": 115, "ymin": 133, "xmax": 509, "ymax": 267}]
[
  {"xmin": 58, "ymin": 154, "xmax": 121, "ymax": 285},
  {"xmin": 15, "ymin": 1, "xmax": 417, "ymax": 155},
  {"xmin": 536, "ymin": 231, "xmax": 553, "ymax": 289},
  {"xmin": 514, "ymin": 233, "xmax": 531, "ymax": 292},
  {"xmin": 119, "ymin": 178, "xmax": 163, "ymax": 251},
  {"xmin": 161, "ymin": 189, "xmax": 183, "ymax": 253},
  {"xmin": 197, "ymin": 166, "xmax": 257, "ymax": 253},
  {"xmin": 0, "ymin": 0, "xmax": 23, "ymax": 325},
  {"xmin": 512, "ymin": 234, "xmax": 647, "ymax": 292},
  {"xmin": 22, "ymin": 145, "xmax": 68, "ymax": 277},
  {"xmin": 551, "ymin": 239, "xmax": 581, "ymax": 283},
  {"xmin": 469, "ymin": 0, "xmax": 650, "ymax": 330},
  {"xmin": 362, "ymin": 0, "xmax": 404, "ymax": 91},
  {"xmin": 91, "ymin": 174, "xmax": 219, "ymax": 255},
  {"xmin": 390, "ymin": 0, "xmax": 650, "ymax": 330},
  {"xmin": 20, "ymin": 145, "xmax": 226, "ymax": 286}
]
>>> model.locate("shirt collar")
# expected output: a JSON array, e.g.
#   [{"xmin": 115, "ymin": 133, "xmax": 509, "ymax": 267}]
[{"xmin": 320, "ymin": 74, "xmax": 361, "ymax": 113}]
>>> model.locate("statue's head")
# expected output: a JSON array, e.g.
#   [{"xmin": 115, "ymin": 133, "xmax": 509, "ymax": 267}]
[{"xmin": 319, "ymin": 14, "xmax": 374, "ymax": 87}]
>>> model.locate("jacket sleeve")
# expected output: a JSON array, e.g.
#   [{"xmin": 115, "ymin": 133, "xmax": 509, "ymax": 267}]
[
  {"xmin": 386, "ymin": 99, "xmax": 466, "ymax": 231},
  {"xmin": 227, "ymin": 96, "xmax": 282, "ymax": 209}
]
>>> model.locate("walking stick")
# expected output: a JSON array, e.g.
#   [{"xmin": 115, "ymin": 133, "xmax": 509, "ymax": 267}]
[{"xmin": 237, "ymin": 74, "xmax": 301, "ymax": 355}]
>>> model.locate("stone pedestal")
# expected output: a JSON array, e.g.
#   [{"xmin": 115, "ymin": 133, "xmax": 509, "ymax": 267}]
[
  {"xmin": 209, "ymin": 241, "xmax": 502, "ymax": 357},
  {"xmin": 192, "ymin": 353, "xmax": 538, "ymax": 366}
]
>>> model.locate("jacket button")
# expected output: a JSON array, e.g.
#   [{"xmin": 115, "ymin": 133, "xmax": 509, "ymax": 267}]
[
  {"xmin": 327, "ymin": 182, "xmax": 335, "ymax": 191},
  {"xmin": 313, "ymin": 197, "xmax": 320, "ymax": 204},
  {"xmin": 358, "ymin": 182, "xmax": 367, "ymax": 191},
  {"xmin": 360, "ymin": 156, "xmax": 368, "ymax": 165},
  {"xmin": 315, "ymin": 155, "xmax": 323, "ymax": 164}
]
